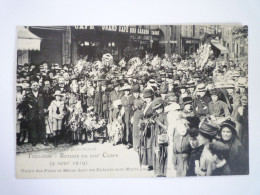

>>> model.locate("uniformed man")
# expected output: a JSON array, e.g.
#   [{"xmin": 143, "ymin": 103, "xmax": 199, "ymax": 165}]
[
  {"xmin": 208, "ymin": 88, "xmax": 230, "ymax": 123},
  {"xmin": 193, "ymin": 83, "xmax": 211, "ymax": 119}
]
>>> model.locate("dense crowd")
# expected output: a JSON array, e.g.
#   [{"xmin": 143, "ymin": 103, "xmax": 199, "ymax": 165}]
[{"xmin": 16, "ymin": 43, "xmax": 249, "ymax": 177}]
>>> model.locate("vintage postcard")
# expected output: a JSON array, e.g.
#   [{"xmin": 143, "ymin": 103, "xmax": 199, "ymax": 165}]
[{"xmin": 16, "ymin": 25, "xmax": 248, "ymax": 178}]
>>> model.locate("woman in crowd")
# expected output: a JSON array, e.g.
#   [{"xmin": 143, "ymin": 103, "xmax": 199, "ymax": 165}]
[
  {"xmin": 139, "ymin": 89, "xmax": 155, "ymax": 170},
  {"xmin": 219, "ymin": 120, "xmax": 249, "ymax": 175},
  {"xmin": 195, "ymin": 121, "xmax": 218, "ymax": 176},
  {"xmin": 172, "ymin": 118, "xmax": 191, "ymax": 177},
  {"xmin": 152, "ymin": 98, "xmax": 168, "ymax": 177},
  {"xmin": 131, "ymin": 85, "xmax": 144, "ymax": 152}
]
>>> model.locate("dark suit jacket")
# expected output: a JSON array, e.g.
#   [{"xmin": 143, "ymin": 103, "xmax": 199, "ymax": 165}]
[
  {"xmin": 110, "ymin": 90, "xmax": 122, "ymax": 103},
  {"xmin": 23, "ymin": 91, "xmax": 45, "ymax": 120},
  {"xmin": 54, "ymin": 85, "xmax": 70, "ymax": 93}
]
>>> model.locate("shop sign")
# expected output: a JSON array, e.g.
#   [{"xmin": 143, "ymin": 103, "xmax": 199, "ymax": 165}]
[
  {"xmin": 74, "ymin": 26, "xmax": 95, "ymax": 30},
  {"xmin": 151, "ymin": 30, "xmax": 160, "ymax": 36},
  {"xmin": 74, "ymin": 26, "xmax": 159, "ymax": 36},
  {"xmin": 185, "ymin": 39, "xmax": 200, "ymax": 44},
  {"xmin": 170, "ymin": 40, "xmax": 177, "ymax": 44}
]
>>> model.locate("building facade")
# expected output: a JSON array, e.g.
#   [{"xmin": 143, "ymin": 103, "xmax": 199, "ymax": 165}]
[
  {"xmin": 180, "ymin": 25, "xmax": 201, "ymax": 56},
  {"xmin": 218, "ymin": 25, "xmax": 248, "ymax": 63}
]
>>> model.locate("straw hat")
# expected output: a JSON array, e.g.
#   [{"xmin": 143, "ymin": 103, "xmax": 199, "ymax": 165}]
[
  {"xmin": 119, "ymin": 84, "xmax": 132, "ymax": 91},
  {"xmin": 53, "ymin": 90, "xmax": 64, "ymax": 97}
]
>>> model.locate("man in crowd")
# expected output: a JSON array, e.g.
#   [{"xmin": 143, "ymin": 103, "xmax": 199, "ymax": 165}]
[{"xmin": 23, "ymin": 80, "xmax": 48, "ymax": 146}]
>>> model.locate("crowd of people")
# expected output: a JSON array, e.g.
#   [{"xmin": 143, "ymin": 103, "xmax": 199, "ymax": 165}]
[{"xmin": 16, "ymin": 43, "xmax": 249, "ymax": 177}]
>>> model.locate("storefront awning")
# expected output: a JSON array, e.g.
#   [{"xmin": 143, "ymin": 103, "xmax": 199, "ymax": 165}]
[
  {"xmin": 17, "ymin": 27, "xmax": 41, "ymax": 51},
  {"xmin": 211, "ymin": 42, "xmax": 229, "ymax": 54}
]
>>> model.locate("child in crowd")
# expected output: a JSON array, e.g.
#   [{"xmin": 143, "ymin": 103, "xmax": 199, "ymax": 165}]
[{"xmin": 48, "ymin": 90, "xmax": 66, "ymax": 147}]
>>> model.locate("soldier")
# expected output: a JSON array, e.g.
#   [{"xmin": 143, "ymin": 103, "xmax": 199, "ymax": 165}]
[
  {"xmin": 193, "ymin": 83, "xmax": 211, "ymax": 119},
  {"xmin": 208, "ymin": 88, "xmax": 230, "ymax": 123}
]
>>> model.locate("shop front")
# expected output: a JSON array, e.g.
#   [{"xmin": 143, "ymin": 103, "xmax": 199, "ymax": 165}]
[
  {"xmin": 210, "ymin": 41, "xmax": 229, "ymax": 59},
  {"xmin": 181, "ymin": 37, "xmax": 201, "ymax": 57},
  {"xmin": 17, "ymin": 27, "xmax": 41, "ymax": 66},
  {"xmin": 71, "ymin": 26, "xmax": 160, "ymax": 63},
  {"xmin": 27, "ymin": 26, "xmax": 72, "ymax": 67}
]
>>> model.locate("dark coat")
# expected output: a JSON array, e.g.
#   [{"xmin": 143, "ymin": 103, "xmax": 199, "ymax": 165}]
[
  {"xmin": 132, "ymin": 98, "xmax": 144, "ymax": 151},
  {"xmin": 221, "ymin": 137, "xmax": 249, "ymax": 175},
  {"xmin": 23, "ymin": 91, "xmax": 45, "ymax": 120},
  {"xmin": 153, "ymin": 112, "xmax": 168, "ymax": 176},
  {"xmin": 94, "ymin": 89, "xmax": 110, "ymax": 119},
  {"xmin": 140, "ymin": 101, "xmax": 156, "ymax": 166},
  {"xmin": 55, "ymin": 84, "xmax": 70, "ymax": 93},
  {"xmin": 193, "ymin": 94, "xmax": 211, "ymax": 117},
  {"xmin": 110, "ymin": 90, "xmax": 122, "ymax": 104},
  {"xmin": 40, "ymin": 87, "xmax": 54, "ymax": 109},
  {"xmin": 186, "ymin": 145, "xmax": 204, "ymax": 176}
]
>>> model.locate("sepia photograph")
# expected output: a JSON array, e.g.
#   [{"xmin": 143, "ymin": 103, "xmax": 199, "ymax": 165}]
[{"xmin": 16, "ymin": 25, "xmax": 249, "ymax": 178}]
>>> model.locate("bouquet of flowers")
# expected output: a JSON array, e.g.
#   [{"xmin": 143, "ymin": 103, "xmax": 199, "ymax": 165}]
[{"xmin": 83, "ymin": 112, "xmax": 107, "ymax": 132}]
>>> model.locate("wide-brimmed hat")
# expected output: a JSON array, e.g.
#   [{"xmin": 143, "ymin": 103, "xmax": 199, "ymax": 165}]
[
  {"xmin": 160, "ymin": 72, "xmax": 167, "ymax": 78},
  {"xmin": 232, "ymin": 71, "xmax": 240, "ymax": 77},
  {"xmin": 240, "ymin": 71, "xmax": 247, "ymax": 77},
  {"xmin": 183, "ymin": 96, "xmax": 193, "ymax": 106},
  {"xmin": 198, "ymin": 122, "xmax": 218, "ymax": 139},
  {"xmin": 220, "ymin": 120, "xmax": 237, "ymax": 135},
  {"xmin": 152, "ymin": 98, "xmax": 164, "ymax": 110},
  {"xmin": 187, "ymin": 80, "xmax": 195, "ymax": 88},
  {"xmin": 112, "ymin": 80, "xmax": 120, "ymax": 87},
  {"xmin": 173, "ymin": 75, "xmax": 180, "ymax": 80},
  {"xmin": 193, "ymin": 72, "xmax": 200, "ymax": 78},
  {"xmin": 143, "ymin": 89, "xmax": 154, "ymax": 98},
  {"xmin": 237, "ymin": 77, "xmax": 247, "ymax": 88},
  {"xmin": 225, "ymin": 80, "xmax": 235, "ymax": 89},
  {"xmin": 125, "ymin": 74, "xmax": 133, "ymax": 78},
  {"xmin": 197, "ymin": 83, "xmax": 206, "ymax": 92},
  {"xmin": 160, "ymin": 84, "xmax": 168, "ymax": 94},
  {"xmin": 147, "ymin": 79, "xmax": 157, "ymax": 87},
  {"xmin": 167, "ymin": 79, "xmax": 174, "ymax": 84},
  {"xmin": 165, "ymin": 93, "xmax": 179, "ymax": 104},
  {"xmin": 210, "ymin": 88, "xmax": 221, "ymax": 97},
  {"xmin": 53, "ymin": 90, "xmax": 65, "ymax": 97},
  {"xmin": 179, "ymin": 83, "xmax": 187, "ymax": 89},
  {"xmin": 131, "ymin": 85, "xmax": 140, "ymax": 93},
  {"xmin": 156, "ymin": 77, "xmax": 162, "ymax": 83},
  {"xmin": 119, "ymin": 84, "xmax": 132, "ymax": 91}
]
